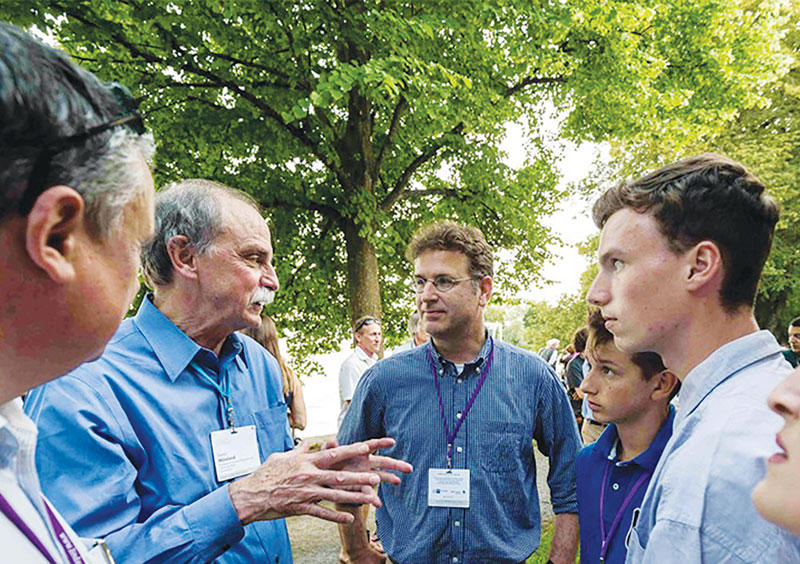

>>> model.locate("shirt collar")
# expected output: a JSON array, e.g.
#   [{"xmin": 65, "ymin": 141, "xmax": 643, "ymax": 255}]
[
  {"xmin": 599, "ymin": 405, "xmax": 676, "ymax": 472},
  {"xmin": 676, "ymin": 330, "xmax": 782, "ymax": 426},
  {"xmin": 133, "ymin": 295, "xmax": 247, "ymax": 382},
  {"xmin": 427, "ymin": 332, "xmax": 493, "ymax": 378},
  {"xmin": 354, "ymin": 345, "xmax": 378, "ymax": 363}
]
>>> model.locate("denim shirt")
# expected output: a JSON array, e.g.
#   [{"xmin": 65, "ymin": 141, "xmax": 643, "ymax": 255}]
[
  {"xmin": 25, "ymin": 296, "xmax": 294, "ymax": 564},
  {"xmin": 625, "ymin": 331, "xmax": 800, "ymax": 563},
  {"xmin": 339, "ymin": 336, "xmax": 582, "ymax": 564}
]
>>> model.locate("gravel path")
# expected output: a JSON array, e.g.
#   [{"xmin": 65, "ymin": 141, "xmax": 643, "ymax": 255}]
[{"xmin": 286, "ymin": 436, "xmax": 554, "ymax": 564}]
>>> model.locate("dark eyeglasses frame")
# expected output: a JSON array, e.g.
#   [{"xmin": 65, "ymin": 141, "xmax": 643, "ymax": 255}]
[
  {"xmin": 19, "ymin": 83, "xmax": 145, "ymax": 215},
  {"xmin": 354, "ymin": 317, "xmax": 381, "ymax": 332}
]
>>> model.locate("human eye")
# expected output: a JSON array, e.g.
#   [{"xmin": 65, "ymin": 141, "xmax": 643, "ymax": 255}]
[
  {"xmin": 413, "ymin": 277, "xmax": 427, "ymax": 291},
  {"xmin": 611, "ymin": 259, "xmax": 624, "ymax": 272},
  {"xmin": 601, "ymin": 365, "xmax": 617, "ymax": 376},
  {"xmin": 434, "ymin": 276, "xmax": 455, "ymax": 291}
]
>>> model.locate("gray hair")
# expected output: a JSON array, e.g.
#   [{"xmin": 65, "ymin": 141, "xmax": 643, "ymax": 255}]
[
  {"xmin": 141, "ymin": 179, "xmax": 261, "ymax": 287},
  {"xmin": 0, "ymin": 23, "xmax": 153, "ymax": 237}
]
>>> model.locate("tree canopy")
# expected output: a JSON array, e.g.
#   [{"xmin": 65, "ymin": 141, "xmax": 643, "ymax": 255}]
[{"xmin": 2, "ymin": 0, "xmax": 790, "ymax": 358}]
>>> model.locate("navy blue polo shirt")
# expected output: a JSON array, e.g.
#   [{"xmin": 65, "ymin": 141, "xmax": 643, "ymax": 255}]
[{"xmin": 576, "ymin": 406, "xmax": 675, "ymax": 564}]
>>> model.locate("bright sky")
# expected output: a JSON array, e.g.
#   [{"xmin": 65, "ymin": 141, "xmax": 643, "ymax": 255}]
[{"xmin": 500, "ymin": 120, "xmax": 609, "ymax": 305}]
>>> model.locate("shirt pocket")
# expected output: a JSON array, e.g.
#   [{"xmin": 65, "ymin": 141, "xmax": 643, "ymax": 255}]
[
  {"xmin": 251, "ymin": 404, "xmax": 289, "ymax": 461},
  {"xmin": 479, "ymin": 422, "xmax": 526, "ymax": 472}
]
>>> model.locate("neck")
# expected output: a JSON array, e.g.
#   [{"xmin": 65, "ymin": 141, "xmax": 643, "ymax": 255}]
[
  {"xmin": 615, "ymin": 405, "xmax": 670, "ymax": 462},
  {"xmin": 357, "ymin": 344, "xmax": 373, "ymax": 357},
  {"xmin": 659, "ymin": 305, "xmax": 759, "ymax": 381},
  {"xmin": 153, "ymin": 289, "xmax": 229, "ymax": 355},
  {"xmin": 432, "ymin": 322, "xmax": 487, "ymax": 363}
]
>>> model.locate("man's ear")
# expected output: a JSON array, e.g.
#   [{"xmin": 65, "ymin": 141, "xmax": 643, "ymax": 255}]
[
  {"xmin": 25, "ymin": 185, "xmax": 86, "ymax": 283},
  {"xmin": 650, "ymin": 369, "xmax": 679, "ymax": 402},
  {"xmin": 166, "ymin": 235, "xmax": 199, "ymax": 280},
  {"xmin": 685, "ymin": 241, "xmax": 723, "ymax": 293},
  {"xmin": 478, "ymin": 275, "xmax": 493, "ymax": 307}
]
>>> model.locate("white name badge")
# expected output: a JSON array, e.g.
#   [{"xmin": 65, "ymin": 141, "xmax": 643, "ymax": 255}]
[
  {"xmin": 210, "ymin": 425, "xmax": 261, "ymax": 482},
  {"xmin": 428, "ymin": 468, "xmax": 470, "ymax": 508}
]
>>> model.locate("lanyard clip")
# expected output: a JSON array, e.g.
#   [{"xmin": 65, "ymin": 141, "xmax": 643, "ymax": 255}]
[
  {"xmin": 446, "ymin": 443, "xmax": 453, "ymax": 470},
  {"xmin": 226, "ymin": 399, "xmax": 236, "ymax": 431}
]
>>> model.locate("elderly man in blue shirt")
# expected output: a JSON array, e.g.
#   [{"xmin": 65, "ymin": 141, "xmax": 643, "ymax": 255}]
[
  {"xmin": 25, "ymin": 180, "xmax": 412, "ymax": 563},
  {"xmin": 337, "ymin": 221, "xmax": 582, "ymax": 564},
  {"xmin": 587, "ymin": 154, "xmax": 800, "ymax": 563}
]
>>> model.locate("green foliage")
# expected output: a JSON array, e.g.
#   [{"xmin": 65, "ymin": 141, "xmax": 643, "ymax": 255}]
[{"xmin": 2, "ymin": 0, "xmax": 788, "ymax": 364}]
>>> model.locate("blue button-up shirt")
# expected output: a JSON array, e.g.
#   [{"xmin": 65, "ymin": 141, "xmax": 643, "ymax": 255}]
[
  {"xmin": 577, "ymin": 406, "xmax": 675, "ymax": 564},
  {"xmin": 625, "ymin": 331, "xmax": 800, "ymax": 563},
  {"xmin": 24, "ymin": 296, "xmax": 294, "ymax": 564},
  {"xmin": 339, "ymin": 336, "xmax": 582, "ymax": 564}
]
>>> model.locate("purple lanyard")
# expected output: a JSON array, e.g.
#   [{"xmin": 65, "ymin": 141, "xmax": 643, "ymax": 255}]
[
  {"xmin": 427, "ymin": 339, "xmax": 495, "ymax": 469},
  {"xmin": 0, "ymin": 493, "xmax": 85, "ymax": 564},
  {"xmin": 598, "ymin": 460, "xmax": 650, "ymax": 564}
]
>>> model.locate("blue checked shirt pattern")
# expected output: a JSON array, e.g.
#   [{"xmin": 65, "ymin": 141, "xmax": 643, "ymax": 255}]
[
  {"xmin": 339, "ymin": 336, "xmax": 582, "ymax": 564},
  {"xmin": 24, "ymin": 296, "xmax": 295, "ymax": 564},
  {"xmin": 625, "ymin": 331, "xmax": 800, "ymax": 564}
]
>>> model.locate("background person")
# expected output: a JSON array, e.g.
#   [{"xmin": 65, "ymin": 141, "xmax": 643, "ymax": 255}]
[
  {"xmin": 390, "ymin": 311, "xmax": 430, "ymax": 354},
  {"xmin": 753, "ymin": 365, "xmax": 800, "ymax": 538},
  {"xmin": 0, "ymin": 21, "xmax": 156, "ymax": 562},
  {"xmin": 784, "ymin": 316, "xmax": 800, "ymax": 368},
  {"xmin": 243, "ymin": 315, "xmax": 307, "ymax": 433},
  {"xmin": 339, "ymin": 316, "xmax": 382, "ymax": 427},
  {"xmin": 25, "ymin": 180, "xmax": 411, "ymax": 563},
  {"xmin": 577, "ymin": 309, "xmax": 679, "ymax": 564}
]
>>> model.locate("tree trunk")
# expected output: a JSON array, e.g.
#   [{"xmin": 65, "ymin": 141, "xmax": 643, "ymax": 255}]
[{"xmin": 343, "ymin": 220, "xmax": 382, "ymax": 326}]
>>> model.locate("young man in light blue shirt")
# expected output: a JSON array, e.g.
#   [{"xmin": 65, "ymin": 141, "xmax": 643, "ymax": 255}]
[{"xmin": 587, "ymin": 154, "xmax": 800, "ymax": 563}]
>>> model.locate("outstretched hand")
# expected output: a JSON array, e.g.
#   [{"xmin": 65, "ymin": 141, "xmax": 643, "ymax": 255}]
[{"xmin": 229, "ymin": 437, "xmax": 412, "ymax": 525}]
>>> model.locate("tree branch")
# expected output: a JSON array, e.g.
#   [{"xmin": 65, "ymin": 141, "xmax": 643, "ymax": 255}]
[
  {"xmin": 503, "ymin": 75, "xmax": 566, "ymax": 98},
  {"xmin": 379, "ymin": 122, "xmax": 464, "ymax": 211},
  {"xmin": 374, "ymin": 96, "xmax": 407, "ymax": 177}
]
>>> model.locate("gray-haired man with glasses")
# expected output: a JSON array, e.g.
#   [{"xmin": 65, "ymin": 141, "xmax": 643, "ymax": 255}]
[{"xmin": 337, "ymin": 221, "xmax": 582, "ymax": 564}]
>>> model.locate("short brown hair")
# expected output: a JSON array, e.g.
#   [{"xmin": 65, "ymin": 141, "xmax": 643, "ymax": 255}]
[
  {"xmin": 406, "ymin": 221, "xmax": 493, "ymax": 279},
  {"xmin": 592, "ymin": 153, "xmax": 779, "ymax": 312},
  {"xmin": 586, "ymin": 309, "xmax": 667, "ymax": 382}
]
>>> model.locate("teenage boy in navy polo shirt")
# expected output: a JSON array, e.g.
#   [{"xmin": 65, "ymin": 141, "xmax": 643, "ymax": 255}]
[{"xmin": 576, "ymin": 310, "xmax": 679, "ymax": 564}]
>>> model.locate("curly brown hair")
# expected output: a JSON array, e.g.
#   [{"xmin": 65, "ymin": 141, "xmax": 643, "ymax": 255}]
[{"xmin": 406, "ymin": 221, "xmax": 493, "ymax": 279}]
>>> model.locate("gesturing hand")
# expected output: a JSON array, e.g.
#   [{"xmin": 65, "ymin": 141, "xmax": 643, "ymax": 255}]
[{"xmin": 229, "ymin": 437, "xmax": 412, "ymax": 524}]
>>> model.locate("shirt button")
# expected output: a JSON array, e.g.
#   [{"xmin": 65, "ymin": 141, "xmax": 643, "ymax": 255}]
[
  {"xmin": 454, "ymin": 520, "xmax": 461, "ymax": 527},
  {"xmin": 452, "ymin": 558, "xmax": 459, "ymax": 563},
  {"xmin": 456, "ymin": 412, "xmax": 462, "ymax": 419},
  {"xmin": 456, "ymin": 446, "xmax": 463, "ymax": 453},
  {"xmin": 612, "ymin": 483, "xmax": 620, "ymax": 491},
  {"xmin": 457, "ymin": 378, "xmax": 463, "ymax": 384}
]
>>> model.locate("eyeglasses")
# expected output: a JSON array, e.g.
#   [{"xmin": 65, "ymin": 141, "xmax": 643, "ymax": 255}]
[
  {"xmin": 354, "ymin": 317, "xmax": 381, "ymax": 332},
  {"xmin": 19, "ymin": 82, "xmax": 145, "ymax": 215},
  {"xmin": 412, "ymin": 275, "xmax": 476, "ymax": 293}
]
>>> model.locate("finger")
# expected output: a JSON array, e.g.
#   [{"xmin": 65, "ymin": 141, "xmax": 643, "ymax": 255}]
[
  {"xmin": 298, "ymin": 502, "xmax": 356, "ymax": 524},
  {"xmin": 373, "ymin": 470, "xmax": 402, "ymax": 485},
  {"xmin": 313, "ymin": 486, "xmax": 383, "ymax": 507},
  {"xmin": 361, "ymin": 437, "xmax": 396, "ymax": 451},
  {"xmin": 313, "ymin": 442, "xmax": 372, "ymax": 468},
  {"xmin": 322, "ymin": 437, "xmax": 339, "ymax": 450},
  {"xmin": 314, "ymin": 469, "xmax": 381, "ymax": 488},
  {"xmin": 367, "ymin": 454, "xmax": 413, "ymax": 473}
]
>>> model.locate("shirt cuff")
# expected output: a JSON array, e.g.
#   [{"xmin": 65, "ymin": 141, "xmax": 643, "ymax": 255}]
[{"xmin": 184, "ymin": 485, "xmax": 245, "ymax": 558}]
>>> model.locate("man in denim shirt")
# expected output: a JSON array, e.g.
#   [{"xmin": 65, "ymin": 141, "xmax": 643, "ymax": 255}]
[
  {"xmin": 587, "ymin": 154, "xmax": 800, "ymax": 563},
  {"xmin": 338, "ymin": 221, "xmax": 581, "ymax": 564}
]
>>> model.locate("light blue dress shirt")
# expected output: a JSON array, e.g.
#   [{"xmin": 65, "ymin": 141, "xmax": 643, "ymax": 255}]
[
  {"xmin": 339, "ymin": 336, "xmax": 582, "ymax": 564},
  {"xmin": 625, "ymin": 331, "xmax": 800, "ymax": 563},
  {"xmin": 24, "ymin": 296, "xmax": 294, "ymax": 564}
]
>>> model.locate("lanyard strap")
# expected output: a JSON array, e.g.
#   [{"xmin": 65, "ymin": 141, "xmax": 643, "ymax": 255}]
[
  {"xmin": 598, "ymin": 460, "xmax": 650, "ymax": 563},
  {"xmin": 0, "ymin": 492, "xmax": 86, "ymax": 564},
  {"xmin": 428, "ymin": 339, "xmax": 495, "ymax": 469},
  {"xmin": 193, "ymin": 363, "xmax": 235, "ymax": 429}
]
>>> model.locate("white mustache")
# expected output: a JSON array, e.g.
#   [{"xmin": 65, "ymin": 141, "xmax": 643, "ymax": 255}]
[{"xmin": 250, "ymin": 288, "xmax": 275, "ymax": 306}]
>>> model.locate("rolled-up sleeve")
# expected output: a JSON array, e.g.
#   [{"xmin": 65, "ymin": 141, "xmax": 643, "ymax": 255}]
[{"xmin": 533, "ymin": 367, "xmax": 581, "ymax": 514}]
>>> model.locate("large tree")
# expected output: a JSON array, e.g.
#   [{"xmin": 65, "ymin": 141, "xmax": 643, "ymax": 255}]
[{"xmin": 2, "ymin": 0, "xmax": 789, "ymax": 355}]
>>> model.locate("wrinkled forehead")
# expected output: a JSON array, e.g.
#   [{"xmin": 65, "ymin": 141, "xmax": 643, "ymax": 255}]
[{"xmin": 216, "ymin": 197, "xmax": 271, "ymax": 243}]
